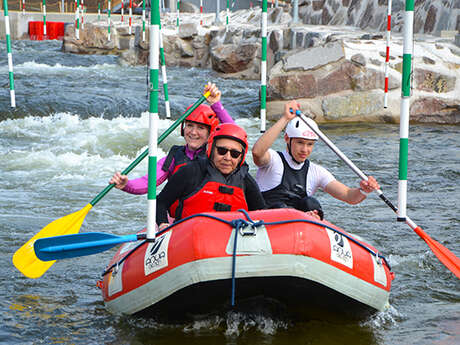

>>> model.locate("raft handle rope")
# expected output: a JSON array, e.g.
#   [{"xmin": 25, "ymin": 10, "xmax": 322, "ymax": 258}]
[
  {"xmin": 101, "ymin": 211, "xmax": 391, "ymax": 282},
  {"xmin": 101, "ymin": 214, "xmax": 238, "ymax": 277},
  {"xmin": 237, "ymin": 208, "xmax": 391, "ymax": 269}
]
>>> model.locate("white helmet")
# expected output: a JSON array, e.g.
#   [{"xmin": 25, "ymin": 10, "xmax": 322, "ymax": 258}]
[{"xmin": 285, "ymin": 117, "xmax": 319, "ymax": 141}]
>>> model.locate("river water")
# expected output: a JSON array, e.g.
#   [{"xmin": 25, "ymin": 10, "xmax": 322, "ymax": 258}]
[{"xmin": 1, "ymin": 40, "xmax": 459, "ymax": 345}]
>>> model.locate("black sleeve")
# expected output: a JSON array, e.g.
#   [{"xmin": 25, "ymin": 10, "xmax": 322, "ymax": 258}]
[
  {"xmin": 156, "ymin": 164, "xmax": 198, "ymax": 225},
  {"xmin": 244, "ymin": 174, "xmax": 267, "ymax": 211}
]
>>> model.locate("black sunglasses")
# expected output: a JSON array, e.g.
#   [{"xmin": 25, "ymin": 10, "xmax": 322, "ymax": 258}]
[{"xmin": 215, "ymin": 146, "xmax": 243, "ymax": 159}]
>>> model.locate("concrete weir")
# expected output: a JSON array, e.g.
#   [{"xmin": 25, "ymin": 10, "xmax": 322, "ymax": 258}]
[{"xmin": 0, "ymin": 11, "xmax": 101, "ymax": 40}]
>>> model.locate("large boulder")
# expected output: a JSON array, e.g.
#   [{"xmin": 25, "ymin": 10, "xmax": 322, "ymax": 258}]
[
  {"xmin": 267, "ymin": 40, "xmax": 398, "ymax": 101},
  {"xmin": 210, "ymin": 43, "xmax": 259, "ymax": 74},
  {"xmin": 178, "ymin": 23, "xmax": 199, "ymax": 39},
  {"xmin": 411, "ymin": 98, "xmax": 460, "ymax": 124},
  {"xmin": 414, "ymin": 68, "xmax": 456, "ymax": 93},
  {"xmin": 322, "ymin": 91, "xmax": 384, "ymax": 121},
  {"xmin": 63, "ymin": 23, "xmax": 117, "ymax": 53},
  {"xmin": 180, "ymin": 1, "xmax": 199, "ymax": 13}
]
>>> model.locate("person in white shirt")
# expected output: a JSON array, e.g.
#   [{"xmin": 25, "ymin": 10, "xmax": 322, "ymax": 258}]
[{"xmin": 252, "ymin": 100, "xmax": 380, "ymax": 220}]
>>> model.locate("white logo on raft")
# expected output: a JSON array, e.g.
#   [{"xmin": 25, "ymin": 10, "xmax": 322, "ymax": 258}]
[
  {"xmin": 144, "ymin": 231, "xmax": 172, "ymax": 276},
  {"xmin": 326, "ymin": 229, "xmax": 353, "ymax": 269}
]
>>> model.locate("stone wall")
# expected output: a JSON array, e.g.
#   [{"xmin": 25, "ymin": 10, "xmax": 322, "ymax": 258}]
[
  {"xmin": 293, "ymin": 0, "xmax": 460, "ymax": 35},
  {"xmin": 60, "ymin": 8, "xmax": 460, "ymax": 124}
]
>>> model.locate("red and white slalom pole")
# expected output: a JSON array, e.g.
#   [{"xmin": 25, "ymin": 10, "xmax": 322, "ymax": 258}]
[
  {"xmin": 129, "ymin": 0, "xmax": 132, "ymax": 34},
  {"xmin": 121, "ymin": 0, "xmax": 124, "ymax": 22},
  {"xmin": 200, "ymin": 0, "xmax": 203, "ymax": 26},
  {"xmin": 384, "ymin": 0, "xmax": 392, "ymax": 108},
  {"xmin": 81, "ymin": 0, "xmax": 85, "ymax": 29}
]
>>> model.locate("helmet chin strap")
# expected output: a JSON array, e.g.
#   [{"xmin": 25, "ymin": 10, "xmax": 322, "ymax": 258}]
[{"xmin": 287, "ymin": 138, "xmax": 303, "ymax": 165}]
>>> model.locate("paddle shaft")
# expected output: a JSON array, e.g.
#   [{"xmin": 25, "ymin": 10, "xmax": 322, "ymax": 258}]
[
  {"xmin": 90, "ymin": 92, "xmax": 210, "ymax": 206},
  {"xmin": 34, "ymin": 232, "xmax": 148, "ymax": 261},
  {"xmin": 295, "ymin": 112, "xmax": 397, "ymax": 212},
  {"xmin": 41, "ymin": 234, "xmax": 143, "ymax": 253}
]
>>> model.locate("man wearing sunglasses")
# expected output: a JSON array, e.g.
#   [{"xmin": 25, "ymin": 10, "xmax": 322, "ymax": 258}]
[
  {"xmin": 252, "ymin": 100, "xmax": 380, "ymax": 220},
  {"xmin": 156, "ymin": 123, "xmax": 266, "ymax": 230}
]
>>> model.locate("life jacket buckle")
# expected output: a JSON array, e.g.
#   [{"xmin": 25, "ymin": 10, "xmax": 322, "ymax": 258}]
[
  {"xmin": 112, "ymin": 262, "xmax": 120, "ymax": 276},
  {"xmin": 239, "ymin": 223, "xmax": 258, "ymax": 237},
  {"xmin": 374, "ymin": 251, "xmax": 382, "ymax": 266}
]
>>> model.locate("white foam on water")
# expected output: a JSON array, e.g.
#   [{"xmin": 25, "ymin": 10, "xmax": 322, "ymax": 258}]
[
  {"xmin": 223, "ymin": 311, "xmax": 288, "ymax": 336},
  {"xmin": 1, "ymin": 112, "xmax": 175, "ymax": 183},
  {"xmin": 14, "ymin": 61, "xmax": 118, "ymax": 71},
  {"xmin": 180, "ymin": 311, "xmax": 288, "ymax": 336},
  {"xmin": 361, "ymin": 304, "xmax": 402, "ymax": 330},
  {"xmin": 183, "ymin": 316, "xmax": 222, "ymax": 333}
]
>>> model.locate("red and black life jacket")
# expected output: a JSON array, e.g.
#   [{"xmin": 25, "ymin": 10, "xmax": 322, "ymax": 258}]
[{"xmin": 169, "ymin": 159, "xmax": 249, "ymax": 220}]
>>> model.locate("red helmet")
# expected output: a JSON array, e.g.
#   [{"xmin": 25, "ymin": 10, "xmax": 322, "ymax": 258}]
[
  {"xmin": 180, "ymin": 104, "xmax": 219, "ymax": 136},
  {"xmin": 207, "ymin": 123, "xmax": 248, "ymax": 167}
]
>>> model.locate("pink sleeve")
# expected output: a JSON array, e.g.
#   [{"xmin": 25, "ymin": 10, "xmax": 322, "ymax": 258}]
[
  {"xmin": 211, "ymin": 101, "xmax": 235, "ymax": 124},
  {"xmin": 122, "ymin": 156, "xmax": 171, "ymax": 195}
]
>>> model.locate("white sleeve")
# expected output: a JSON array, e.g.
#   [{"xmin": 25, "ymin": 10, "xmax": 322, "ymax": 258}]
[
  {"xmin": 257, "ymin": 148, "xmax": 276, "ymax": 168},
  {"xmin": 255, "ymin": 149, "xmax": 284, "ymax": 192},
  {"xmin": 306, "ymin": 162, "xmax": 336, "ymax": 196}
]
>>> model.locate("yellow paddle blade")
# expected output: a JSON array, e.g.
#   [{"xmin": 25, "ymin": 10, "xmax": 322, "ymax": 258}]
[{"xmin": 12, "ymin": 204, "xmax": 93, "ymax": 279}]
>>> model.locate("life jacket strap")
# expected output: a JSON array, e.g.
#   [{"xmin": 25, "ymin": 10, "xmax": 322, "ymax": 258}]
[
  {"xmin": 213, "ymin": 202, "xmax": 232, "ymax": 211},
  {"xmin": 218, "ymin": 185, "xmax": 234, "ymax": 195}
]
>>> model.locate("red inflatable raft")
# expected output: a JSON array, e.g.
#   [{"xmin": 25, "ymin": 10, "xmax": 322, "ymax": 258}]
[{"xmin": 99, "ymin": 209, "xmax": 394, "ymax": 321}]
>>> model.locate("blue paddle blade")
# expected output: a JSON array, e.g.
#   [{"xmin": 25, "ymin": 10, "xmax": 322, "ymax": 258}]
[{"xmin": 34, "ymin": 232, "xmax": 143, "ymax": 261}]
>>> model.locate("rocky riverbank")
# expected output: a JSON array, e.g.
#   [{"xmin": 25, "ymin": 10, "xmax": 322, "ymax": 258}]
[{"xmin": 62, "ymin": 8, "xmax": 460, "ymax": 124}]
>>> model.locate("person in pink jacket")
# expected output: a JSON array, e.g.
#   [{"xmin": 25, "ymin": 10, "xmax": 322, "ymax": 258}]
[{"xmin": 109, "ymin": 83, "xmax": 235, "ymax": 193}]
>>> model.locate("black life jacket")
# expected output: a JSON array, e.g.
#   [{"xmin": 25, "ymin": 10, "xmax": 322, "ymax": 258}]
[
  {"xmin": 161, "ymin": 145, "xmax": 206, "ymax": 175},
  {"xmin": 171, "ymin": 159, "xmax": 249, "ymax": 220},
  {"xmin": 262, "ymin": 151, "xmax": 310, "ymax": 209}
]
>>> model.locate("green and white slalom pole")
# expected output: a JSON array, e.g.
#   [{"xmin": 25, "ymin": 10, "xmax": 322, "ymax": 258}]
[
  {"xmin": 147, "ymin": 0, "xmax": 160, "ymax": 240},
  {"xmin": 397, "ymin": 0, "xmax": 414, "ymax": 222},
  {"xmin": 98, "ymin": 3, "xmax": 101, "ymax": 21},
  {"xmin": 75, "ymin": 0, "xmax": 80, "ymax": 39},
  {"xmin": 260, "ymin": 0, "xmax": 267, "ymax": 132},
  {"xmin": 176, "ymin": 0, "xmax": 180, "ymax": 32},
  {"xmin": 108, "ymin": 0, "xmax": 111, "ymax": 41},
  {"xmin": 142, "ymin": 0, "xmax": 146, "ymax": 41},
  {"xmin": 226, "ymin": 0, "xmax": 229, "ymax": 32},
  {"xmin": 43, "ymin": 0, "xmax": 47, "ymax": 38},
  {"xmin": 2, "ymin": 0, "xmax": 15, "ymax": 107},
  {"xmin": 159, "ymin": 24, "xmax": 171, "ymax": 118}
]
